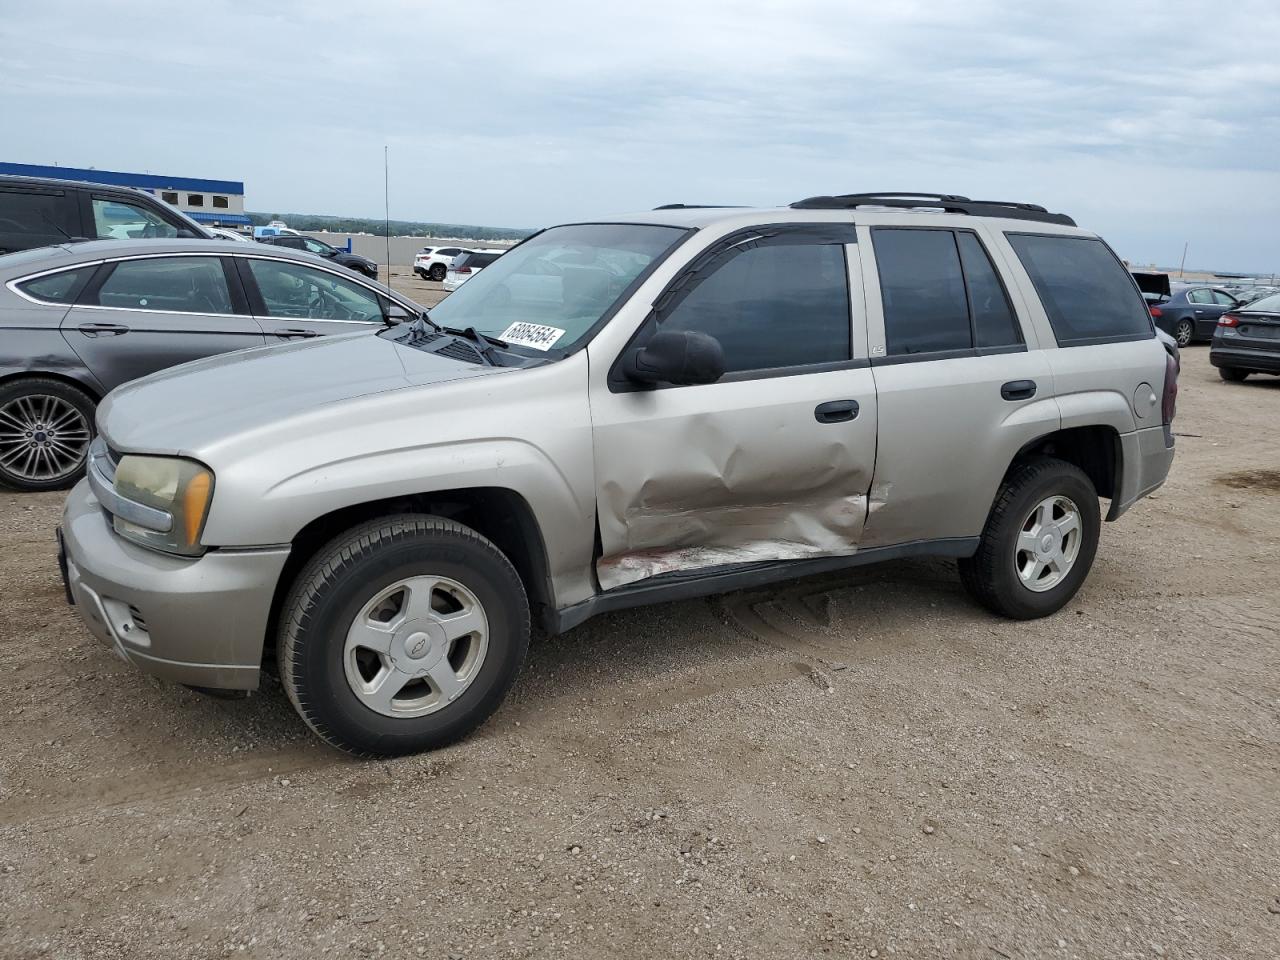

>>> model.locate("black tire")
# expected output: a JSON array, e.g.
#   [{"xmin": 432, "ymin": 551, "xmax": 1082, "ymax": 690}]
[
  {"xmin": 958, "ymin": 457, "xmax": 1100, "ymax": 620},
  {"xmin": 429, "ymin": 263, "xmax": 446, "ymax": 281},
  {"xmin": 277, "ymin": 514, "xmax": 530, "ymax": 757},
  {"xmin": 1173, "ymin": 318, "xmax": 1194, "ymax": 348},
  {"xmin": 1219, "ymin": 366, "xmax": 1249, "ymax": 382},
  {"xmin": 0, "ymin": 377, "xmax": 97, "ymax": 492}
]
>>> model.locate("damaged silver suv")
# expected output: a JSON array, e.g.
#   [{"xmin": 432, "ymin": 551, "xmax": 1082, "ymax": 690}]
[{"xmin": 57, "ymin": 192, "xmax": 1177, "ymax": 756}]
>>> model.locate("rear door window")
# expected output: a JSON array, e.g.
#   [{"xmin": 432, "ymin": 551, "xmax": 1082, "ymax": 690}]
[
  {"xmin": 1212, "ymin": 290, "xmax": 1237, "ymax": 306},
  {"xmin": 0, "ymin": 189, "xmax": 77, "ymax": 252},
  {"xmin": 1005, "ymin": 233, "xmax": 1153, "ymax": 346},
  {"xmin": 94, "ymin": 257, "xmax": 233, "ymax": 314},
  {"xmin": 873, "ymin": 228, "xmax": 1021, "ymax": 356},
  {"xmin": 1188, "ymin": 288, "xmax": 1214, "ymax": 305}
]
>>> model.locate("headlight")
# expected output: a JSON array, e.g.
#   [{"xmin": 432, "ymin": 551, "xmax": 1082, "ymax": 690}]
[{"xmin": 113, "ymin": 455, "xmax": 214, "ymax": 556}]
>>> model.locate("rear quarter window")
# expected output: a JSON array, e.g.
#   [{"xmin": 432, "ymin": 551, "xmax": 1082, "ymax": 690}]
[
  {"xmin": 1006, "ymin": 233, "xmax": 1153, "ymax": 346},
  {"xmin": 16, "ymin": 266, "xmax": 97, "ymax": 304}
]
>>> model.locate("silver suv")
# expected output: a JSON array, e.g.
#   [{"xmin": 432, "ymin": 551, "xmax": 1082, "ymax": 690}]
[{"xmin": 57, "ymin": 192, "xmax": 1178, "ymax": 756}]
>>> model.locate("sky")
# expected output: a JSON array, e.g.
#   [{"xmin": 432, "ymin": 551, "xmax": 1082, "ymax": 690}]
[{"xmin": 1, "ymin": 0, "xmax": 1277, "ymax": 272}]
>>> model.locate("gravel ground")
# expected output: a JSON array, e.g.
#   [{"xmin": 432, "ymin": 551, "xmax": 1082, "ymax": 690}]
[{"xmin": 1, "ymin": 347, "xmax": 1278, "ymax": 960}]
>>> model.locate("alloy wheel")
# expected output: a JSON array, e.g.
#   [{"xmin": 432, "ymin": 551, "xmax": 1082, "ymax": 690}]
[
  {"xmin": 1013, "ymin": 495, "xmax": 1082, "ymax": 592},
  {"xmin": 344, "ymin": 575, "xmax": 489, "ymax": 718},
  {"xmin": 0, "ymin": 394, "xmax": 92, "ymax": 483}
]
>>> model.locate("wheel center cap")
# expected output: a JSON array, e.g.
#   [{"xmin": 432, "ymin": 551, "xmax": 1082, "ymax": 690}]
[
  {"xmin": 391, "ymin": 619, "xmax": 448, "ymax": 672},
  {"xmin": 33, "ymin": 431, "xmax": 47, "ymax": 443},
  {"xmin": 1039, "ymin": 532, "xmax": 1055, "ymax": 553}
]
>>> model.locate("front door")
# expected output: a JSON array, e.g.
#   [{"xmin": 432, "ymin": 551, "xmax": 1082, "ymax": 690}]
[
  {"xmin": 61, "ymin": 254, "xmax": 265, "ymax": 392},
  {"xmin": 237, "ymin": 256, "xmax": 389, "ymax": 340},
  {"xmin": 588, "ymin": 226, "xmax": 878, "ymax": 590}
]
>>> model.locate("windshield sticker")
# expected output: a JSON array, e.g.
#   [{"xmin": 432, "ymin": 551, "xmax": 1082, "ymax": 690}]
[{"xmin": 499, "ymin": 322, "xmax": 566, "ymax": 351}]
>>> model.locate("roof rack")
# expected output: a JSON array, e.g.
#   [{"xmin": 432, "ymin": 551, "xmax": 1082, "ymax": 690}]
[
  {"xmin": 652, "ymin": 203, "xmax": 745, "ymax": 210},
  {"xmin": 789, "ymin": 192, "xmax": 1076, "ymax": 227}
]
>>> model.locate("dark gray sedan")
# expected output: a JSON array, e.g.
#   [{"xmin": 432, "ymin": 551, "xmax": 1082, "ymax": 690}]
[
  {"xmin": 1210, "ymin": 292, "xmax": 1280, "ymax": 382},
  {"xmin": 0, "ymin": 239, "xmax": 423, "ymax": 490},
  {"xmin": 1148, "ymin": 284, "xmax": 1242, "ymax": 347}
]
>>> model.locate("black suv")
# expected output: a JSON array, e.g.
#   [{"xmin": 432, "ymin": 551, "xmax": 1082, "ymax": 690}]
[
  {"xmin": 0, "ymin": 175, "xmax": 209, "ymax": 254},
  {"xmin": 257, "ymin": 234, "xmax": 379, "ymax": 280}
]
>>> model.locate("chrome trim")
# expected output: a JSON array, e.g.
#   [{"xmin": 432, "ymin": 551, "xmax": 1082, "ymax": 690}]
[
  {"xmin": 5, "ymin": 261, "xmax": 107, "ymax": 306},
  {"xmin": 87, "ymin": 445, "xmax": 172, "ymax": 533}
]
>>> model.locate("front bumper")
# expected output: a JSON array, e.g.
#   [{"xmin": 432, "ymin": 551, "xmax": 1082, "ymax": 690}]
[{"xmin": 59, "ymin": 479, "xmax": 290, "ymax": 690}]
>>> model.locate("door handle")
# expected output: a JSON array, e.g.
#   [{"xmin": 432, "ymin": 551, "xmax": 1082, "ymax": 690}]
[
  {"xmin": 278, "ymin": 328, "xmax": 320, "ymax": 339},
  {"xmin": 814, "ymin": 399, "xmax": 859, "ymax": 424},
  {"xmin": 77, "ymin": 322, "xmax": 129, "ymax": 337},
  {"xmin": 1001, "ymin": 379, "xmax": 1037, "ymax": 401}
]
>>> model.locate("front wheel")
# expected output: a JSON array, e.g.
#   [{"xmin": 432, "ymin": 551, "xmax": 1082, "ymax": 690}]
[
  {"xmin": 277, "ymin": 515, "xmax": 530, "ymax": 757},
  {"xmin": 1219, "ymin": 366, "xmax": 1249, "ymax": 382},
  {"xmin": 959, "ymin": 457, "xmax": 1100, "ymax": 620},
  {"xmin": 429, "ymin": 263, "xmax": 446, "ymax": 281}
]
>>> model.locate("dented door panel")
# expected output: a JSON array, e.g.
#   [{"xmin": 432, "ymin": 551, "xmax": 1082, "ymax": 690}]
[{"xmin": 590, "ymin": 367, "xmax": 879, "ymax": 590}]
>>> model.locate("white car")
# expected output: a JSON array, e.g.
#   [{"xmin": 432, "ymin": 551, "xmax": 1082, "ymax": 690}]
[
  {"xmin": 414, "ymin": 245, "xmax": 473, "ymax": 281},
  {"xmin": 207, "ymin": 227, "xmax": 252, "ymax": 242},
  {"xmin": 442, "ymin": 250, "xmax": 504, "ymax": 291}
]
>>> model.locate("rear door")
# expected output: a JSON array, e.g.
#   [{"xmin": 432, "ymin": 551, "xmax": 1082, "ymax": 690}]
[
  {"xmin": 61, "ymin": 254, "xmax": 265, "ymax": 391},
  {"xmin": 857, "ymin": 223, "xmax": 1058, "ymax": 547},
  {"xmin": 0, "ymin": 184, "xmax": 81, "ymax": 253},
  {"xmin": 236, "ymin": 255, "xmax": 389, "ymax": 340},
  {"xmin": 588, "ymin": 224, "xmax": 879, "ymax": 589}
]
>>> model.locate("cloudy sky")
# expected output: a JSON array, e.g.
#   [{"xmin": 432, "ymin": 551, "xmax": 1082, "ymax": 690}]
[{"xmin": 2, "ymin": 0, "xmax": 1277, "ymax": 271}]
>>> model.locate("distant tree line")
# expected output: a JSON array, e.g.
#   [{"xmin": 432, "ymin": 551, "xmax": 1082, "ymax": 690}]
[{"xmin": 246, "ymin": 212, "xmax": 532, "ymax": 242}]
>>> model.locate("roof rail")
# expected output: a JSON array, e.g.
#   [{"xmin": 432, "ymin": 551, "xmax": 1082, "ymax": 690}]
[
  {"xmin": 652, "ymin": 203, "xmax": 745, "ymax": 210},
  {"xmin": 789, "ymin": 192, "xmax": 1076, "ymax": 227}
]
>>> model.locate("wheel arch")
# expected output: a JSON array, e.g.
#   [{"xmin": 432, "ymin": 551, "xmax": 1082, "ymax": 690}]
[
  {"xmin": 264, "ymin": 486, "xmax": 556, "ymax": 655},
  {"xmin": 0, "ymin": 368, "xmax": 103, "ymax": 402},
  {"xmin": 1006, "ymin": 424, "xmax": 1121, "ymax": 512}
]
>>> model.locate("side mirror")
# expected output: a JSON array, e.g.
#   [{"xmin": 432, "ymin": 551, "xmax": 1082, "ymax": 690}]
[
  {"xmin": 623, "ymin": 329, "xmax": 725, "ymax": 386},
  {"xmin": 383, "ymin": 301, "xmax": 416, "ymax": 324},
  {"xmin": 176, "ymin": 229, "xmax": 197, "ymax": 239}
]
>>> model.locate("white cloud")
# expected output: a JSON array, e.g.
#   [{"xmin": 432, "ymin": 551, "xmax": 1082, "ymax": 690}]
[{"xmin": 0, "ymin": 0, "xmax": 1276, "ymax": 268}]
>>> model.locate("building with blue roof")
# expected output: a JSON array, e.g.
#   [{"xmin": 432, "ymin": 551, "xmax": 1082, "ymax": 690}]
[{"xmin": 0, "ymin": 161, "xmax": 251, "ymax": 231}]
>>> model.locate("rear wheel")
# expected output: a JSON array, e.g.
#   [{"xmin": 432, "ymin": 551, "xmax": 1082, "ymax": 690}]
[
  {"xmin": 277, "ymin": 515, "xmax": 530, "ymax": 757},
  {"xmin": 0, "ymin": 378, "xmax": 96, "ymax": 492},
  {"xmin": 1173, "ymin": 318, "xmax": 1194, "ymax": 347},
  {"xmin": 429, "ymin": 263, "xmax": 446, "ymax": 281},
  {"xmin": 959, "ymin": 457, "xmax": 1100, "ymax": 620},
  {"xmin": 1219, "ymin": 366, "xmax": 1249, "ymax": 382}
]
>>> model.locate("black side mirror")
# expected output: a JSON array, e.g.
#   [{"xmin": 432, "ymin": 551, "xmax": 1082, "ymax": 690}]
[
  {"xmin": 383, "ymin": 301, "xmax": 416, "ymax": 325},
  {"xmin": 176, "ymin": 229, "xmax": 197, "ymax": 239},
  {"xmin": 623, "ymin": 329, "xmax": 725, "ymax": 386}
]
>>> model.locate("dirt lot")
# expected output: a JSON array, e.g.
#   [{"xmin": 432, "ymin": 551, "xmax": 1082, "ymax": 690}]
[{"xmin": 1, "ymin": 344, "xmax": 1278, "ymax": 960}]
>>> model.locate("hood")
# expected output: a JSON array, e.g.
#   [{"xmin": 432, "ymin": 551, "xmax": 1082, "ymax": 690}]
[{"xmin": 98, "ymin": 330, "xmax": 504, "ymax": 455}]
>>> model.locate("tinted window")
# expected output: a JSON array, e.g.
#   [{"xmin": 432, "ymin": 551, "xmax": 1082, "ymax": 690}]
[
  {"xmin": 1212, "ymin": 290, "xmax": 1236, "ymax": 306},
  {"xmin": 1245, "ymin": 293, "xmax": 1280, "ymax": 313},
  {"xmin": 300, "ymin": 238, "xmax": 332, "ymax": 254},
  {"xmin": 18, "ymin": 266, "xmax": 97, "ymax": 304},
  {"xmin": 659, "ymin": 242, "xmax": 850, "ymax": 374},
  {"xmin": 91, "ymin": 197, "xmax": 178, "ymax": 240},
  {"xmin": 956, "ymin": 232, "xmax": 1021, "ymax": 348},
  {"xmin": 247, "ymin": 258, "xmax": 383, "ymax": 322},
  {"xmin": 0, "ymin": 189, "xmax": 75, "ymax": 251},
  {"xmin": 1188, "ymin": 288, "xmax": 1213, "ymax": 305},
  {"xmin": 438, "ymin": 248, "xmax": 461, "ymax": 257},
  {"xmin": 95, "ymin": 257, "xmax": 233, "ymax": 314},
  {"xmin": 873, "ymin": 228, "xmax": 970, "ymax": 355},
  {"xmin": 1006, "ymin": 234, "xmax": 1152, "ymax": 345}
]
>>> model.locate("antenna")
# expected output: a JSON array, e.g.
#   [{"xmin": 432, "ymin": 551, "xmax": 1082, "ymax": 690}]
[{"xmin": 384, "ymin": 145, "xmax": 392, "ymax": 285}]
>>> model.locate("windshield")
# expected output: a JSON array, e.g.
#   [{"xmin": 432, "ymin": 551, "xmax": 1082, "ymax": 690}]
[
  {"xmin": 425, "ymin": 223, "xmax": 687, "ymax": 353},
  {"xmin": 1245, "ymin": 292, "xmax": 1280, "ymax": 313}
]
